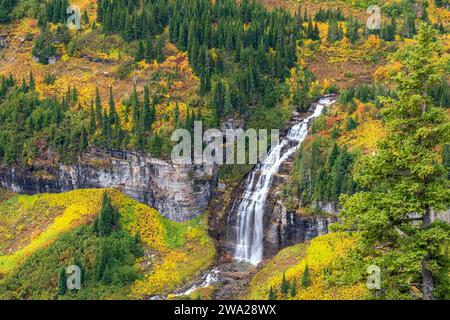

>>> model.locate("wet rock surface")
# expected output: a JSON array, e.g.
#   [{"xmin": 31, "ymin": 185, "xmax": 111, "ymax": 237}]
[{"xmin": 264, "ymin": 200, "xmax": 336, "ymax": 257}]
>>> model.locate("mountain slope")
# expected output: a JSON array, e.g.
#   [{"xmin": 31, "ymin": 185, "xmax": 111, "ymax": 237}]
[
  {"xmin": 0, "ymin": 188, "xmax": 215, "ymax": 299},
  {"xmin": 247, "ymin": 232, "xmax": 368, "ymax": 300}
]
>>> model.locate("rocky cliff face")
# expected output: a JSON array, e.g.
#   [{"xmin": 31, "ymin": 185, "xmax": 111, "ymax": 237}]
[
  {"xmin": 311, "ymin": 200, "xmax": 340, "ymax": 215},
  {"xmin": 0, "ymin": 149, "xmax": 217, "ymax": 222},
  {"xmin": 264, "ymin": 200, "xmax": 336, "ymax": 256}
]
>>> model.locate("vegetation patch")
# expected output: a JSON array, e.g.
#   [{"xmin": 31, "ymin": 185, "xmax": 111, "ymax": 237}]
[
  {"xmin": 248, "ymin": 232, "xmax": 368, "ymax": 300},
  {"xmin": 0, "ymin": 189, "xmax": 215, "ymax": 299}
]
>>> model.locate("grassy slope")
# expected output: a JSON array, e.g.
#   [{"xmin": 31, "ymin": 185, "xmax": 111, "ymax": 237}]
[
  {"xmin": 247, "ymin": 232, "xmax": 368, "ymax": 300},
  {"xmin": 0, "ymin": 224, "xmax": 142, "ymax": 299},
  {"xmin": 0, "ymin": 189, "xmax": 216, "ymax": 299}
]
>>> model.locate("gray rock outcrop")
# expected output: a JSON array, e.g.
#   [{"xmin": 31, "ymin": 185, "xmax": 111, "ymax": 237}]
[
  {"xmin": 0, "ymin": 148, "xmax": 217, "ymax": 221},
  {"xmin": 264, "ymin": 201, "xmax": 336, "ymax": 256}
]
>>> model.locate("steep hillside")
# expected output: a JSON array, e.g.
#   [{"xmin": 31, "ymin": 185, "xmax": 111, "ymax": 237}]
[
  {"xmin": 0, "ymin": 189, "xmax": 215, "ymax": 299},
  {"xmin": 247, "ymin": 232, "xmax": 368, "ymax": 300}
]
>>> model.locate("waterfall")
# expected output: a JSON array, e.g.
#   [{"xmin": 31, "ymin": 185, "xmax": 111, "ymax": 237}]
[{"xmin": 233, "ymin": 97, "xmax": 335, "ymax": 265}]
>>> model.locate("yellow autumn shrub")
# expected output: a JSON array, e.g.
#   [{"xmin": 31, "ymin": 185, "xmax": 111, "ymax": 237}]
[
  {"xmin": 0, "ymin": 189, "xmax": 216, "ymax": 297},
  {"xmin": 249, "ymin": 232, "xmax": 368, "ymax": 300}
]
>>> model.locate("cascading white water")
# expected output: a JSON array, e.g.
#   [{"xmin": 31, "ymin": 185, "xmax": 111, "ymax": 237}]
[
  {"xmin": 233, "ymin": 97, "xmax": 335, "ymax": 265},
  {"xmin": 172, "ymin": 268, "xmax": 220, "ymax": 297}
]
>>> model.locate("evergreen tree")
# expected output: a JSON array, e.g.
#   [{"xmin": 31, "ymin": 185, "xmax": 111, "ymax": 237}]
[
  {"xmin": 108, "ymin": 86, "xmax": 117, "ymax": 125},
  {"xmin": 95, "ymin": 241, "xmax": 107, "ymax": 281},
  {"xmin": 89, "ymin": 100, "xmax": 96, "ymax": 134},
  {"xmin": 124, "ymin": 14, "xmax": 133, "ymax": 41},
  {"xmin": 131, "ymin": 85, "xmax": 140, "ymax": 133},
  {"xmin": 21, "ymin": 77, "xmax": 27, "ymax": 92},
  {"xmin": 143, "ymin": 85, "xmax": 152, "ymax": 129},
  {"xmin": 327, "ymin": 19, "xmax": 343, "ymax": 43},
  {"xmin": 173, "ymin": 101, "xmax": 180, "ymax": 126},
  {"xmin": 72, "ymin": 86, "xmax": 78, "ymax": 103},
  {"xmin": 346, "ymin": 16, "xmax": 360, "ymax": 43},
  {"xmin": 212, "ymin": 79, "xmax": 225, "ymax": 119},
  {"xmin": 150, "ymin": 102, "xmax": 157, "ymax": 126},
  {"xmin": 443, "ymin": 145, "xmax": 450, "ymax": 178},
  {"xmin": 134, "ymin": 40, "xmax": 145, "ymax": 62},
  {"xmin": 334, "ymin": 24, "xmax": 450, "ymax": 300},
  {"xmin": 82, "ymin": 10, "xmax": 89, "ymax": 26},
  {"xmin": 306, "ymin": 19, "xmax": 314, "ymax": 39},
  {"xmin": 100, "ymin": 109, "xmax": 110, "ymax": 138},
  {"xmin": 345, "ymin": 117, "xmax": 357, "ymax": 131},
  {"xmin": 102, "ymin": 263, "xmax": 112, "ymax": 284},
  {"xmin": 281, "ymin": 271, "xmax": 289, "ymax": 295},
  {"xmin": 80, "ymin": 126, "xmax": 88, "ymax": 151},
  {"xmin": 328, "ymin": 143, "xmax": 339, "ymax": 167},
  {"xmin": 185, "ymin": 107, "xmax": 192, "ymax": 132},
  {"xmin": 224, "ymin": 83, "xmax": 233, "ymax": 114},
  {"xmin": 268, "ymin": 286, "xmax": 276, "ymax": 300},
  {"xmin": 95, "ymin": 87, "xmax": 102, "ymax": 125},
  {"xmin": 94, "ymin": 193, "xmax": 118, "ymax": 236},
  {"xmin": 381, "ymin": 17, "xmax": 397, "ymax": 42},
  {"xmin": 301, "ymin": 264, "xmax": 311, "ymax": 288},
  {"xmin": 145, "ymin": 37, "xmax": 153, "ymax": 63},
  {"xmin": 313, "ymin": 23, "xmax": 320, "ymax": 41},
  {"xmin": 148, "ymin": 133, "xmax": 163, "ymax": 157},
  {"xmin": 290, "ymin": 278, "xmax": 298, "ymax": 297},
  {"xmin": 156, "ymin": 36, "xmax": 164, "ymax": 63},
  {"xmin": 29, "ymin": 71, "xmax": 35, "ymax": 90},
  {"xmin": 90, "ymin": 0, "xmax": 305, "ymax": 119}
]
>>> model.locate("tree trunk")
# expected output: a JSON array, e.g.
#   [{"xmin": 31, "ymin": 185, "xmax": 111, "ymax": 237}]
[
  {"xmin": 422, "ymin": 84, "xmax": 427, "ymax": 115},
  {"xmin": 421, "ymin": 206, "xmax": 434, "ymax": 300}
]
